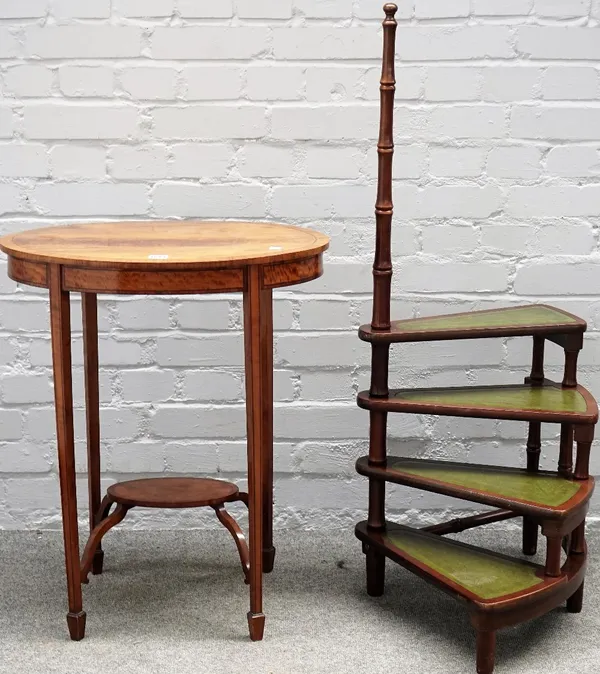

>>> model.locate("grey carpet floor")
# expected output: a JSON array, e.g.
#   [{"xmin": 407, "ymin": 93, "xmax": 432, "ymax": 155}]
[{"xmin": 0, "ymin": 525, "xmax": 599, "ymax": 674}]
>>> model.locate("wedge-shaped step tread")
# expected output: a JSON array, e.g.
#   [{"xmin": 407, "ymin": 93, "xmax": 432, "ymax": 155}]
[
  {"xmin": 358, "ymin": 381, "xmax": 598, "ymax": 424},
  {"xmin": 356, "ymin": 457, "xmax": 594, "ymax": 518},
  {"xmin": 360, "ymin": 304, "xmax": 585, "ymax": 343},
  {"xmin": 356, "ymin": 521, "xmax": 566, "ymax": 607}
]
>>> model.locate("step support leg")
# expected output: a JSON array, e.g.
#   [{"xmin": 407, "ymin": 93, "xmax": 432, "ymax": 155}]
[{"xmin": 476, "ymin": 630, "xmax": 496, "ymax": 674}]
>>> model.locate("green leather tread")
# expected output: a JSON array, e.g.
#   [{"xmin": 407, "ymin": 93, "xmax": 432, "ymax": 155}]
[
  {"xmin": 387, "ymin": 458, "xmax": 581, "ymax": 508},
  {"xmin": 385, "ymin": 527, "xmax": 544, "ymax": 600},
  {"xmin": 389, "ymin": 305, "xmax": 579, "ymax": 333},
  {"xmin": 392, "ymin": 384, "xmax": 587, "ymax": 414}
]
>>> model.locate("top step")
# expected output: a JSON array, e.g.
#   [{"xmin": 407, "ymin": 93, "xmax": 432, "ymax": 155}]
[{"xmin": 359, "ymin": 304, "xmax": 586, "ymax": 344}]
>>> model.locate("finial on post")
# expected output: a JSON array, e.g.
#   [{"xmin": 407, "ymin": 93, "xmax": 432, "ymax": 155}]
[{"xmin": 384, "ymin": 3, "xmax": 398, "ymax": 19}]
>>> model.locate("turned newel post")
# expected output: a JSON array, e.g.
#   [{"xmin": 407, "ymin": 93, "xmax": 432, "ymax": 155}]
[
  {"xmin": 371, "ymin": 2, "xmax": 397, "ymax": 334},
  {"xmin": 365, "ymin": 4, "xmax": 398, "ymax": 597}
]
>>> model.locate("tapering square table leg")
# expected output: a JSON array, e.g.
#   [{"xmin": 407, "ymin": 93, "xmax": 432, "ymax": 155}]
[
  {"xmin": 243, "ymin": 266, "xmax": 270, "ymax": 641},
  {"xmin": 49, "ymin": 266, "xmax": 86, "ymax": 640},
  {"xmin": 82, "ymin": 292, "xmax": 103, "ymax": 575},
  {"xmin": 260, "ymin": 287, "xmax": 275, "ymax": 573}
]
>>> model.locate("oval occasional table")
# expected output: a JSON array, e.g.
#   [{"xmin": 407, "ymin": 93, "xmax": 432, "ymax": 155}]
[{"xmin": 0, "ymin": 221, "xmax": 329, "ymax": 642}]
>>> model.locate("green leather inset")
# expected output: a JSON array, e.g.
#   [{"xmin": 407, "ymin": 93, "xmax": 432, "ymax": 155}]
[
  {"xmin": 392, "ymin": 305, "xmax": 579, "ymax": 333},
  {"xmin": 386, "ymin": 529, "xmax": 544, "ymax": 600},
  {"xmin": 393, "ymin": 385, "xmax": 587, "ymax": 414},
  {"xmin": 388, "ymin": 459, "xmax": 581, "ymax": 507}
]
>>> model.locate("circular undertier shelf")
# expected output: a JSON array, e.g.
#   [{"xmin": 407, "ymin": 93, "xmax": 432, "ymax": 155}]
[{"xmin": 107, "ymin": 477, "xmax": 239, "ymax": 509}]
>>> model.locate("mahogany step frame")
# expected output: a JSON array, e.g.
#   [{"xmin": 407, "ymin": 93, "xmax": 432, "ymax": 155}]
[
  {"xmin": 359, "ymin": 304, "xmax": 586, "ymax": 344},
  {"xmin": 358, "ymin": 380, "xmax": 598, "ymax": 425},
  {"xmin": 356, "ymin": 457, "xmax": 594, "ymax": 525},
  {"xmin": 356, "ymin": 520, "xmax": 587, "ymax": 674}
]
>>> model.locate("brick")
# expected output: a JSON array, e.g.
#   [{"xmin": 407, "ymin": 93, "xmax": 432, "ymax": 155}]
[
  {"xmin": 59, "ymin": 66, "xmax": 113, "ymax": 98},
  {"xmin": 239, "ymin": 145, "xmax": 295, "ymax": 179},
  {"xmin": 512, "ymin": 106, "xmax": 600, "ymax": 141},
  {"xmin": 397, "ymin": 26, "xmax": 513, "ymax": 61},
  {"xmin": 428, "ymin": 105, "xmax": 507, "ymax": 139},
  {"xmin": 238, "ymin": 0, "xmax": 292, "ymax": 18},
  {"xmin": 0, "ymin": 299, "xmax": 47, "ymax": 330},
  {"xmin": 306, "ymin": 67, "xmax": 362, "ymax": 103},
  {"xmin": 110, "ymin": 442, "xmax": 165, "ymax": 473},
  {"xmin": 487, "ymin": 146, "xmax": 542, "ymax": 179},
  {"xmin": 0, "ymin": 410, "xmax": 23, "ymax": 441},
  {"xmin": 421, "ymin": 225, "xmax": 479, "ymax": 255},
  {"xmin": 272, "ymin": 185, "xmax": 372, "ymax": 219},
  {"xmin": 52, "ymin": 0, "xmax": 110, "ymax": 18},
  {"xmin": 545, "ymin": 146, "xmax": 600, "ymax": 177},
  {"xmin": 178, "ymin": 0, "xmax": 232, "ymax": 16},
  {"xmin": 507, "ymin": 185, "xmax": 600, "ymax": 217},
  {"xmin": 247, "ymin": 66, "xmax": 304, "ymax": 102},
  {"xmin": 153, "ymin": 183, "xmax": 266, "ymax": 218},
  {"xmin": 169, "ymin": 144, "xmax": 233, "ymax": 179},
  {"xmin": 429, "ymin": 147, "xmax": 486, "ymax": 178},
  {"xmin": 33, "ymin": 183, "xmax": 148, "ymax": 217},
  {"xmin": 151, "ymin": 405, "xmax": 246, "ymax": 438},
  {"xmin": 4, "ymin": 477, "xmax": 59, "ymax": 510},
  {"xmin": 275, "ymin": 404, "xmax": 422, "ymax": 439},
  {"xmin": 273, "ymin": 300, "xmax": 294, "ymax": 330},
  {"xmin": 120, "ymin": 67, "xmax": 177, "ymax": 101},
  {"xmin": 166, "ymin": 441, "xmax": 218, "ymax": 473},
  {"xmin": 0, "ymin": 185, "xmax": 21, "ymax": 215},
  {"xmin": 0, "ymin": 145, "xmax": 49, "ymax": 178},
  {"xmin": 152, "ymin": 106, "xmax": 266, "ymax": 140},
  {"xmin": 277, "ymin": 333, "xmax": 366, "ymax": 367},
  {"xmin": 156, "ymin": 335, "xmax": 243, "ymax": 367},
  {"xmin": 0, "ymin": 443, "xmax": 51, "ymax": 473},
  {"xmin": 272, "ymin": 106, "xmax": 378, "ymax": 141},
  {"xmin": 403, "ymin": 185, "xmax": 503, "ymax": 219},
  {"xmin": 3, "ymin": 66, "xmax": 53, "ymax": 98},
  {"xmin": 515, "ymin": 263, "xmax": 600, "ymax": 296},
  {"xmin": 0, "ymin": 0, "xmax": 47, "ymax": 17},
  {"xmin": 27, "ymin": 406, "xmax": 140, "ymax": 443},
  {"xmin": 396, "ymin": 262, "xmax": 509, "ymax": 293},
  {"xmin": 473, "ymin": 0, "xmax": 533, "ymax": 13},
  {"xmin": 273, "ymin": 28, "xmax": 380, "ymax": 60},
  {"xmin": 152, "ymin": 27, "xmax": 269, "ymax": 60},
  {"xmin": 50, "ymin": 146, "xmax": 106, "ymax": 180},
  {"xmin": 182, "ymin": 66, "xmax": 242, "ymax": 101},
  {"xmin": 121, "ymin": 370, "xmax": 176, "ymax": 403},
  {"xmin": 183, "ymin": 371, "xmax": 242, "ymax": 402},
  {"xmin": 109, "ymin": 146, "xmax": 169, "ymax": 180},
  {"xmin": 306, "ymin": 147, "xmax": 362, "ymax": 179},
  {"xmin": 2, "ymin": 374, "xmax": 53, "ymax": 404},
  {"xmin": 0, "ymin": 27, "xmax": 19, "ymax": 59},
  {"xmin": 542, "ymin": 67, "xmax": 599, "ymax": 101},
  {"xmin": 114, "ymin": 0, "xmax": 173, "ymax": 16},
  {"xmin": 116, "ymin": 298, "xmax": 171, "ymax": 329},
  {"xmin": 425, "ymin": 68, "xmax": 480, "ymax": 102},
  {"xmin": 518, "ymin": 27, "xmax": 600, "ymax": 60},
  {"xmin": 482, "ymin": 222, "xmax": 594, "ymax": 256},
  {"xmin": 534, "ymin": 0, "xmax": 590, "ymax": 17},
  {"xmin": 29, "ymin": 337, "xmax": 144, "ymax": 367},
  {"xmin": 175, "ymin": 299, "xmax": 230, "ymax": 329},
  {"xmin": 355, "ymin": 0, "xmax": 413, "ymax": 19},
  {"xmin": 295, "ymin": 0, "xmax": 352, "ymax": 17},
  {"xmin": 26, "ymin": 26, "xmax": 142, "ymax": 58},
  {"xmin": 415, "ymin": 0, "xmax": 470, "ymax": 18},
  {"xmin": 482, "ymin": 67, "xmax": 541, "ymax": 102},
  {"xmin": 24, "ymin": 105, "xmax": 139, "ymax": 140},
  {"xmin": 298, "ymin": 300, "xmax": 351, "ymax": 330},
  {"xmin": 300, "ymin": 374, "xmax": 354, "ymax": 402}
]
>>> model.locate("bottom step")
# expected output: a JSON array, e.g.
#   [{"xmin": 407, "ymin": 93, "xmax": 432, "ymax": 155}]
[{"xmin": 355, "ymin": 520, "xmax": 584, "ymax": 618}]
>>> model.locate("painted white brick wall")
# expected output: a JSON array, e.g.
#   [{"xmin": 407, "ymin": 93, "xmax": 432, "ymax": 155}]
[{"xmin": 0, "ymin": 0, "xmax": 599, "ymax": 531}]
